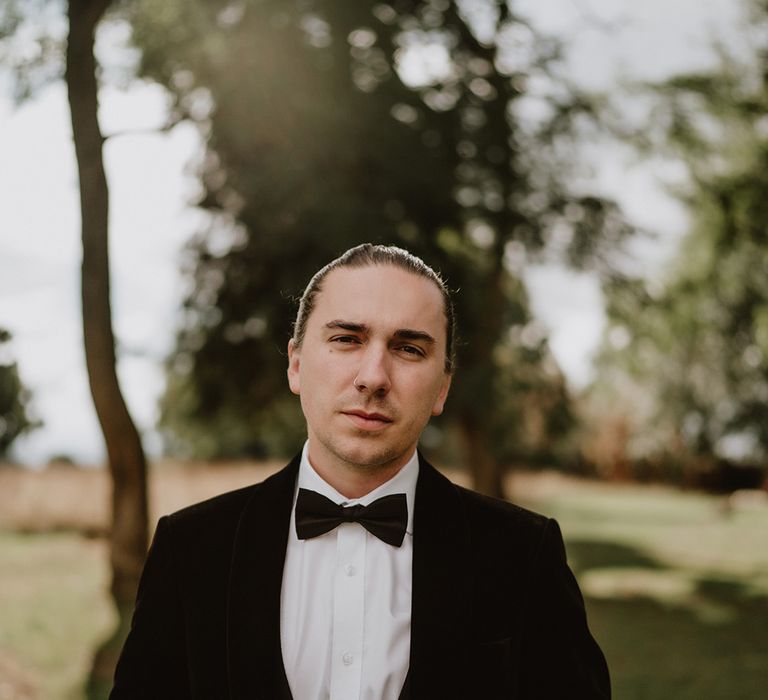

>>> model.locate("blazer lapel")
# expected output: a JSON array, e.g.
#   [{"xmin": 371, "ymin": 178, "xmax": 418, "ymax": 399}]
[
  {"xmin": 408, "ymin": 456, "xmax": 474, "ymax": 699},
  {"xmin": 225, "ymin": 453, "xmax": 474, "ymax": 699},
  {"xmin": 226, "ymin": 456, "xmax": 299, "ymax": 700}
]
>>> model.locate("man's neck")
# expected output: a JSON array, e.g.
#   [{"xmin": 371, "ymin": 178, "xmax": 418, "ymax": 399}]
[{"xmin": 306, "ymin": 448, "xmax": 414, "ymax": 500}]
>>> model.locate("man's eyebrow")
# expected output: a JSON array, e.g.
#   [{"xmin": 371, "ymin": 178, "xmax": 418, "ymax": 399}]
[{"xmin": 325, "ymin": 320, "xmax": 369, "ymax": 333}]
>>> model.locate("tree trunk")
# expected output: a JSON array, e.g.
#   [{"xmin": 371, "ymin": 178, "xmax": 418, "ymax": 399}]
[
  {"xmin": 65, "ymin": 1, "xmax": 149, "ymax": 694},
  {"xmin": 459, "ymin": 414, "xmax": 505, "ymax": 499},
  {"xmin": 444, "ymin": 0, "xmax": 518, "ymax": 502},
  {"xmin": 455, "ymin": 262, "xmax": 509, "ymax": 500}
]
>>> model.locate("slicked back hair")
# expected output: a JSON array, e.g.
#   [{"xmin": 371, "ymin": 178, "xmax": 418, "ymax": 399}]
[{"xmin": 292, "ymin": 243, "xmax": 456, "ymax": 374}]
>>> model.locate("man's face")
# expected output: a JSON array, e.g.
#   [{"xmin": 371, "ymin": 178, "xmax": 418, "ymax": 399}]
[{"xmin": 287, "ymin": 264, "xmax": 452, "ymax": 475}]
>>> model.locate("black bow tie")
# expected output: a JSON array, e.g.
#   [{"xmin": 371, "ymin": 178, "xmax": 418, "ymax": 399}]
[{"xmin": 295, "ymin": 488, "xmax": 408, "ymax": 547}]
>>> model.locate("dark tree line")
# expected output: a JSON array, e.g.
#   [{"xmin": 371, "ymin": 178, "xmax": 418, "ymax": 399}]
[{"xmin": 128, "ymin": 0, "xmax": 632, "ymax": 497}]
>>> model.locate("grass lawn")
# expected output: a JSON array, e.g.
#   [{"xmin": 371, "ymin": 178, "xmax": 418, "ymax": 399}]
[
  {"xmin": 0, "ymin": 472, "xmax": 766, "ymax": 698},
  {"xmin": 0, "ymin": 532, "xmax": 115, "ymax": 699},
  {"xmin": 518, "ymin": 483, "xmax": 768, "ymax": 700}
]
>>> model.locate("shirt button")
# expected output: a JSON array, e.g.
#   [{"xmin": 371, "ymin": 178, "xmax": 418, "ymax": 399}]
[
  {"xmin": 342, "ymin": 652, "xmax": 354, "ymax": 666},
  {"xmin": 344, "ymin": 564, "xmax": 356, "ymax": 576}
]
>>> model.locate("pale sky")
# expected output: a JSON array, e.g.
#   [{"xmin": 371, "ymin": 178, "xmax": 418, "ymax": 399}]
[{"xmin": 0, "ymin": 0, "xmax": 745, "ymax": 465}]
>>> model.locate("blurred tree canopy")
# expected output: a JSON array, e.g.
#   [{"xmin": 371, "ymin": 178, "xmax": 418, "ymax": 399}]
[
  {"xmin": 589, "ymin": 0, "xmax": 768, "ymax": 480},
  {"xmin": 0, "ymin": 0, "xmax": 66, "ymax": 100},
  {"xmin": 0, "ymin": 328, "xmax": 37, "ymax": 458},
  {"xmin": 128, "ymin": 0, "xmax": 632, "ymax": 495}
]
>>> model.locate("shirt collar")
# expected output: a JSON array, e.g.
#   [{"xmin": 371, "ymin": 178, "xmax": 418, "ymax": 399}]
[{"xmin": 297, "ymin": 441, "xmax": 418, "ymax": 535}]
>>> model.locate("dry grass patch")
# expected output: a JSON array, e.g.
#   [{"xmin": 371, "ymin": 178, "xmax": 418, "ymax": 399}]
[
  {"xmin": 0, "ymin": 459, "xmax": 472, "ymax": 535},
  {"xmin": 0, "ymin": 461, "xmax": 284, "ymax": 535}
]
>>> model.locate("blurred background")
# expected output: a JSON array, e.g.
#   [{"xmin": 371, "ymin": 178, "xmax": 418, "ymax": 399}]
[{"xmin": 1, "ymin": 0, "xmax": 767, "ymax": 697}]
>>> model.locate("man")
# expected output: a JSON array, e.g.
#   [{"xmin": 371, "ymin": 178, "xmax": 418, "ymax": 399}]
[{"xmin": 111, "ymin": 244, "xmax": 610, "ymax": 699}]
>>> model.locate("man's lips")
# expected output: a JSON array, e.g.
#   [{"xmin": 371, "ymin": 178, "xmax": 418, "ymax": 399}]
[{"xmin": 342, "ymin": 410, "xmax": 393, "ymax": 430}]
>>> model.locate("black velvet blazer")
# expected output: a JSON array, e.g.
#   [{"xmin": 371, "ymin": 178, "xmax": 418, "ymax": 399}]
[{"xmin": 110, "ymin": 454, "xmax": 610, "ymax": 699}]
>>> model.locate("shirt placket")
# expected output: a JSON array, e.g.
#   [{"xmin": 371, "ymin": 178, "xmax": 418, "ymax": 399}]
[{"xmin": 329, "ymin": 521, "xmax": 366, "ymax": 700}]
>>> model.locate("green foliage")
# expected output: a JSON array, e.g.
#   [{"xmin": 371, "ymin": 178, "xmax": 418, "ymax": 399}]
[
  {"xmin": 128, "ymin": 0, "xmax": 631, "ymax": 463},
  {"xmin": 591, "ymin": 7, "xmax": 768, "ymax": 469},
  {"xmin": 0, "ymin": 328, "xmax": 38, "ymax": 457},
  {"xmin": 0, "ymin": 0, "xmax": 69, "ymax": 102}
]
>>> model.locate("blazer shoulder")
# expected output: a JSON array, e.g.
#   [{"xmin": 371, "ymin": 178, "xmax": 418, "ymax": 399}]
[
  {"xmin": 449, "ymin": 482, "xmax": 558, "ymax": 561},
  {"xmin": 168, "ymin": 482, "xmax": 258, "ymax": 523},
  {"xmin": 454, "ymin": 482, "xmax": 550, "ymax": 530},
  {"xmin": 163, "ymin": 461, "xmax": 297, "ymax": 538},
  {"xmin": 417, "ymin": 456, "xmax": 552, "ymax": 545}
]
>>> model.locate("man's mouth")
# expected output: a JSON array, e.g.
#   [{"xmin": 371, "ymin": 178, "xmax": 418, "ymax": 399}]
[{"xmin": 342, "ymin": 410, "xmax": 394, "ymax": 430}]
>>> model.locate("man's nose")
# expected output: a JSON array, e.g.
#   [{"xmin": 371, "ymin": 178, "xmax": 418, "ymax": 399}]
[{"xmin": 353, "ymin": 344, "xmax": 391, "ymax": 395}]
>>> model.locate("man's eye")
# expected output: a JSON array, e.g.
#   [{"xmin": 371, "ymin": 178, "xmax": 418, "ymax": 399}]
[
  {"xmin": 399, "ymin": 344, "xmax": 425, "ymax": 357},
  {"xmin": 331, "ymin": 335, "xmax": 359, "ymax": 344}
]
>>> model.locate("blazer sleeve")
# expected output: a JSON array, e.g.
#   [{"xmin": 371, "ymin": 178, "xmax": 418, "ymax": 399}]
[
  {"xmin": 110, "ymin": 515, "xmax": 191, "ymax": 699},
  {"xmin": 520, "ymin": 518, "xmax": 611, "ymax": 699}
]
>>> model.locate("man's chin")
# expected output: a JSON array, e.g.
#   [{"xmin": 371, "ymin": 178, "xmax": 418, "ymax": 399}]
[{"xmin": 332, "ymin": 440, "xmax": 409, "ymax": 473}]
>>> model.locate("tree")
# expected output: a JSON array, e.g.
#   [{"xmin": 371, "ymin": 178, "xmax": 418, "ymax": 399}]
[
  {"xmin": 65, "ymin": 1, "xmax": 150, "ymax": 692},
  {"xmin": 130, "ymin": 0, "xmax": 632, "ymax": 497},
  {"xmin": 0, "ymin": 328, "xmax": 38, "ymax": 458},
  {"xmin": 2, "ymin": 0, "xmax": 151, "ymax": 691},
  {"xmin": 589, "ymin": 0, "xmax": 768, "ymax": 479}
]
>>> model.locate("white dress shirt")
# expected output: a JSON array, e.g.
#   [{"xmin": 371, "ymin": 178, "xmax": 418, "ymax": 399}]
[{"xmin": 280, "ymin": 442, "xmax": 417, "ymax": 700}]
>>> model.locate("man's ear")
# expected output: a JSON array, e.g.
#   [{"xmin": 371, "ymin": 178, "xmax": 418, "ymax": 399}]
[
  {"xmin": 287, "ymin": 338, "xmax": 301, "ymax": 395},
  {"xmin": 430, "ymin": 373, "xmax": 452, "ymax": 416}
]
